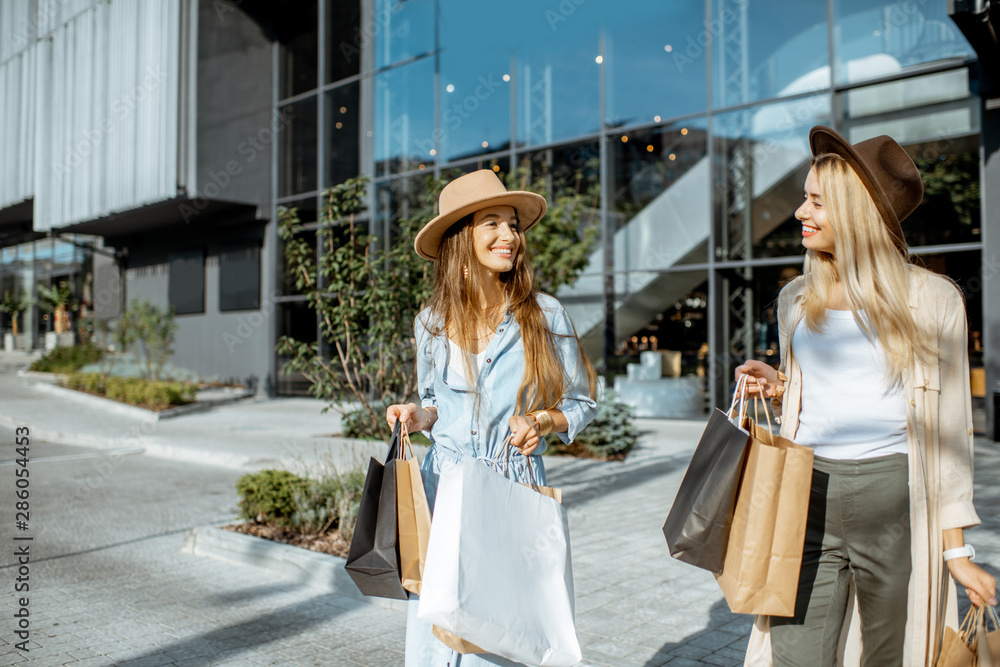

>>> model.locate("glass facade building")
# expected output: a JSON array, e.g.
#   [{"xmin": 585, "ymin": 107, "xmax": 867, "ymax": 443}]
[
  {"xmin": 272, "ymin": 0, "xmax": 985, "ymax": 409},
  {"xmin": 268, "ymin": 0, "xmax": 986, "ymax": 404}
]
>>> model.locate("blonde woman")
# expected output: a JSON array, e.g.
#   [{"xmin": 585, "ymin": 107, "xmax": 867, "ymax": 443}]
[
  {"xmin": 736, "ymin": 126, "xmax": 995, "ymax": 666},
  {"xmin": 386, "ymin": 169, "xmax": 598, "ymax": 666}
]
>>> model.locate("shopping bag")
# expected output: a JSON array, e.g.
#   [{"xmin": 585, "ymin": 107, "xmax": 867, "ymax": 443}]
[
  {"xmin": 395, "ymin": 424, "xmax": 432, "ymax": 595},
  {"xmin": 715, "ymin": 398, "xmax": 813, "ymax": 617},
  {"xmin": 344, "ymin": 422, "xmax": 407, "ymax": 600},
  {"xmin": 663, "ymin": 375, "xmax": 752, "ymax": 573},
  {"xmin": 977, "ymin": 605, "xmax": 1000, "ymax": 666},
  {"xmin": 935, "ymin": 606, "xmax": 979, "ymax": 667},
  {"xmin": 418, "ymin": 456, "xmax": 581, "ymax": 667},
  {"xmin": 432, "ymin": 625, "xmax": 485, "ymax": 655}
]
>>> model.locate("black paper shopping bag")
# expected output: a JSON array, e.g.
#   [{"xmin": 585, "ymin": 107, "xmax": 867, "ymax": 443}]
[
  {"xmin": 345, "ymin": 422, "xmax": 408, "ymax": 599},
  {"xmin": 662, "ymin": 407, "xmax": 751, "ymax": 574}
]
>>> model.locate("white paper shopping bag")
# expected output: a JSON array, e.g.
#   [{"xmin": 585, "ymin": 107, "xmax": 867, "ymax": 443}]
[{"xmin": 418, "ymin": 456, "xmax": 581, "ymax": 667}]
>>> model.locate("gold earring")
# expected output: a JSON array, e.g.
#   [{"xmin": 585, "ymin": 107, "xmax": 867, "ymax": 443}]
[{"xmin": 463, "ymin": 266, "xmax": 469, "ymax": 279}]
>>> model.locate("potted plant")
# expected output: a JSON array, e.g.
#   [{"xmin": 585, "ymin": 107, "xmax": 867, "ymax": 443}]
[
  {"xmin": 37, "ymin": 280, "xmax": 76, "ymax": 349},
  {"xmin": 0, "ymin": 289, "xmax": 32, "ymax": 351}
]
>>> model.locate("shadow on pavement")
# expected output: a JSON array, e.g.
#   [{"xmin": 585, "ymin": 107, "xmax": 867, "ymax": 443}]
[
  {"xmin": 554, "ymin": 454, "xmax": 691, "ymax": 510},
  {"xmin": 116, "ymin": 595, "xmax": 366, "ymax": 665},
  {"xmin": 203, "ymin": 581, "xmax": 303, "ymax": 606},
  {"xmin": 645, "ymin": 598, "xmax": 747, "ymax": 666}
]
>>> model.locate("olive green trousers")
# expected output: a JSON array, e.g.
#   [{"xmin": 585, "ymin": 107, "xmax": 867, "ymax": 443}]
[{"xmin": 770, "ymin": 453, "xmax": 911, "ymax": 667}]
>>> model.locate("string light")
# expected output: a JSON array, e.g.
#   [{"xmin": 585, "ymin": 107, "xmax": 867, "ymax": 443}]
[{"xmin": 595, "ymin": 55, "xmax": 603, "ymax": 64}]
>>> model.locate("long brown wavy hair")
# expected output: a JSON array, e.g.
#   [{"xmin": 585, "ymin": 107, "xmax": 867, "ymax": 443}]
[{"xmin": 423, "ymin": 213, "xmax": 598, "ymax": 416}]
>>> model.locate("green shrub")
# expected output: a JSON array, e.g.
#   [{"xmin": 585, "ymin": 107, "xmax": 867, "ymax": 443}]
[
  {"xmin": 547, "ymin": 390, "xmax": 638, "ymax": 460},
  {"xmin": 341, "ymin": 399, "xmax": 394, "ymax": 440},
  {"xmin": 61, "ymin": 373, "xmax": 196, "ymax": 409},
  {"xmin": 236, "ymin": 467, "xmax": 368, "ymax": 538},
  {"xmin": 30, "ymin": 344, "xmax": 103, "ymax": 374},
  {"xmin": 236, "ymin": 470, "xmax": 309, "ymax": 528}
]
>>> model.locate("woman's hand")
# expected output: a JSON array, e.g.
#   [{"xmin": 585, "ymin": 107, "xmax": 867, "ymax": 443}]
[
  {"xmin": 386, "ymin": 403, "xmax": 436, "ymax": 433},
  {"xmin": 508, "ymin": 415, "xmax": 541, "ymax": 456},
  {"xmin": 948, "ymin": 557, "xmax": 998, "ymax": 607},
  {"xmin": 734, "ymin": 359, "xmax": 780, "ymax": 397}
]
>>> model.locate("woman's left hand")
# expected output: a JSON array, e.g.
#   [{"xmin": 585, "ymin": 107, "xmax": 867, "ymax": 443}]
[
  {"xmin": 508, "ymin": 415, "xmax": 541, "ymax": 455},
  {"xmin": 947, "ymin": 557, "xmax": 998, "ymax": 607}
]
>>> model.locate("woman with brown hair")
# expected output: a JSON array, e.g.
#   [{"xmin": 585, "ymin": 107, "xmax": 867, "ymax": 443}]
[
  {"xmin": 386, "ymin": 169, "xmax": 598, "ymax": 666},
  {"xmin": 736, "ymin": 126, "xmax": 995, "ymax": 665}
]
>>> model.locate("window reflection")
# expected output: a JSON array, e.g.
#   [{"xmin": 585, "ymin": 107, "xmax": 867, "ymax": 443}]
[
  {"xmin": 277, "ymin": 1, "xmax": 318, "ymax": 99},
  {"xmin": 610, "ymin": 121, "xmax": 709, "ymax": 267},
  {"xmin": 604, "ymin": 3, "xmax": 707, "ymax": 125},
  {"xmin": 713, "ymin": 95, "xmax": 832, "ymax": 259},
  {"xmin": 833, "ymin": 0, "xmax": 974, "ymax": 85},
  {"xmin": 374, "ymin": 58, "xmax": 435, "ymax": 176},
  {"xmin": 325, "ymin": 83, "xmax": 361, "ymax": 188},
  {"xmin": 712, "ymin": 0, "xmax": 828, "ymax": 109},
  {"xmin": 326, "ymin": 0, "xmax": 361, "ymax": 83},
  {"xmin": 375, "ymin": 0, "xmax": 435, "ymax": 70},
  {"xmin": 279, "ymin": 98, "xmax": 318, "ymax": 197}
]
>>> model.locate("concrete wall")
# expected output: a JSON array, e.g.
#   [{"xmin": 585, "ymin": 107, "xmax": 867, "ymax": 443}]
[{"xmin": 121, "ymin": 220, "xmax": 272, "ymax": 389}]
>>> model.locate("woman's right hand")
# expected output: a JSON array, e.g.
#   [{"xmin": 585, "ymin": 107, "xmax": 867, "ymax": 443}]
[
  {"xmin": 734, "ymin": 359, "xmax": 780, "ymax": 397},
  {"xmin": 386, "ymin": 403, "xmax": 435, "ymax": 432}
]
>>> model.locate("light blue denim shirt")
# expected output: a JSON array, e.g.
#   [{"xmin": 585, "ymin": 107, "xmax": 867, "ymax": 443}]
[{"xmin": 415, "ymin": 292, "xmax": 598, "ymax": 510}]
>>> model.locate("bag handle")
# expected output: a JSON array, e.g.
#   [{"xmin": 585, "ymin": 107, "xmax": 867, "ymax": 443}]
[
  {"xmin": 727, "ymin": 374, "xmax": 751, "ymax": 423},
  {"xmin": 398, "ymin": 422, "xmax": 415, "ymax": 461},
  {"xmin": 750, "ymin": 390, "xmax": 778, "ymax": 446},
  {"xmin": 386, "ymin": 419, "xmax": 402, "ymax": 462},
  {"xmin": 499, "ymin": 433, "xmax": 541, "ymax": 489}
]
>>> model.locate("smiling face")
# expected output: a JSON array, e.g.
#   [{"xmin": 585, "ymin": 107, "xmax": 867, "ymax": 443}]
[
  {"xmin": 471, "ymin": 205, "xmax": 521, "ymax": 275},
  {"xmin": 796, "ymin": 167, "xmax": 836, "ymax": 255}
]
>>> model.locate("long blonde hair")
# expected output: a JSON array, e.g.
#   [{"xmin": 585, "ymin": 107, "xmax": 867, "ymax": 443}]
[
  {"xmin": 424, "ymin": 214, "xmax": 597, "ymax": 415},
  {"xmin": 802, "ymin": 153, "xmax": 934, "ymax": 385}
]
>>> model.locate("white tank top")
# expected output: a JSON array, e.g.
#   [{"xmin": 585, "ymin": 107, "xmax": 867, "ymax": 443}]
[
  {"xmin": 447, "ymin": 338, "xmax": 487, "ymax": 386},
  {"xmin": 792, "ymin": 309, "xmax": 908, "ymax": 460}
]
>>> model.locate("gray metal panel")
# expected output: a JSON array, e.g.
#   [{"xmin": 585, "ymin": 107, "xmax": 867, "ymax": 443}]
[{"xmin": 19, "ymin": 0, "xmax": 184, "ymax": 231}]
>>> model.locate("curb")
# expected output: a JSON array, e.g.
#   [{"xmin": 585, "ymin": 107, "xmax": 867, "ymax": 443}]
[
  {"xmin": 181, "ymin": 525, "xmax": 408, "ymax": 613},
  {"xmin": 29, "ymin": 381, "xmax": 255, "ymax": 422}
]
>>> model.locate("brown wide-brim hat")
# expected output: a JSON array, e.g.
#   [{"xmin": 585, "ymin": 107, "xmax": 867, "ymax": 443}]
[
  {"xmin": 414, "ymin": 169, "xmax": 547, "ymax": 260},
  {"xmin": 809, "ymin": 125, "xmax": 924, "ymax": 253}
]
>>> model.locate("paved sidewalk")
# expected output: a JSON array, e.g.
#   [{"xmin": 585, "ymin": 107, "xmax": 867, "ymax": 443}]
[{"xmin": 2, "ymin": 362, "xmax": 999, "ymax": 666}]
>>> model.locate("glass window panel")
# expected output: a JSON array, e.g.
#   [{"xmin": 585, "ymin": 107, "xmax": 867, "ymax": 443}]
[
  {"xmin": 605, "ymin": 3, "xmax": 707, "ymax": 126},
  {"xmin": 611, "ymin": 120, "xmax": 709, "ymax": 269},
  {"xmin": 276, "ymin": 300, "xmax": 317, "ymax": 396},
  {"xmin": 278, "ymin": 97, "xmax": 318, "ymax": 198},
  {"xmin": 713, "ymin": 95, "xmax": 832, "ymax": 260},
  {"xmin": 277, "ymin": 197, "xmax": 318, "ymax": 296},
  {"xmin": 278, "ymin": 1, "xmax": 319, "ymax": 99},
  {"xmin": 833, "ymin": 0, "xmax": 975, "ymax": 86},
  {"xmin": 325, "ymin": 82, "xmax": 361, "ymax": 188},
  {"xmin": 326, "ymin": 0, "xmax": 361, "ymax": 84},
  {"xmin": 438, "ymin": 47, "xmax": 510, "ymax": 162},
  {"xmin": 219, "ymin": 244, "xmax": 261, "ymax": 312},
  {"xmin": 516, "ymin": 40, "xmax": 600, "ymax": 147},
  {"xmin": 375, "ymin": 58, "xmax": 435, "ymax": 176},
  {"xmin": 168, "ymin": 248, "xmax": 205, "ymax": 315},
  {"xmin": 839, "ymin": 70, "xmax": 980, "ymax": 247},
  {"xmin": 609, "ymin": 273, "xmax": 710, "ymax": 417},
  {"xmin": 712, "ymin": 0, "xmax": 828, "ymax": 109},
  {"xmin": 374, "ymin": 0, "xmax": 435, "ymax": 70}
]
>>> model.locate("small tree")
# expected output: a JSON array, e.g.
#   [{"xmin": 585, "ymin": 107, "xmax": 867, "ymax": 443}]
[
  {"xmin": 116, "ymin": 300, "xmax": 177, "ymax": 380},
  {"xmin": 37, "ymin": 280, "xmax": 76, "ymax": 334},
  {"xmin": 0, "ymin": 290, "xmax": 31, "ymax": 335}
]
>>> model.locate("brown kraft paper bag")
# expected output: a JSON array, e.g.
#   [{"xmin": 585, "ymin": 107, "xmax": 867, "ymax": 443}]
[
  {"xmin": 934, "ymin": 606, "xmax": 979, "ymax": 667},
  {"xmin": 715, "ymin": 414, "xmax": 813, "ymax": 617},
  {"xmin": 395, "ymin": 427, "xmax": 432, "ymax": 596}
]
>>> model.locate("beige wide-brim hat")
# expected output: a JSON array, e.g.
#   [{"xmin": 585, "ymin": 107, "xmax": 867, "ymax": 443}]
[{"xmin": 414, "ymin": 169, "xmax": 547, "ymax": 260}]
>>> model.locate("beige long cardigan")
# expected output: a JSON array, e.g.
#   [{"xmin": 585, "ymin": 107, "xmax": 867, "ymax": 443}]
[{"xmin": 744, "ymin": 270, "xmax": 981, "ymax": 666}]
